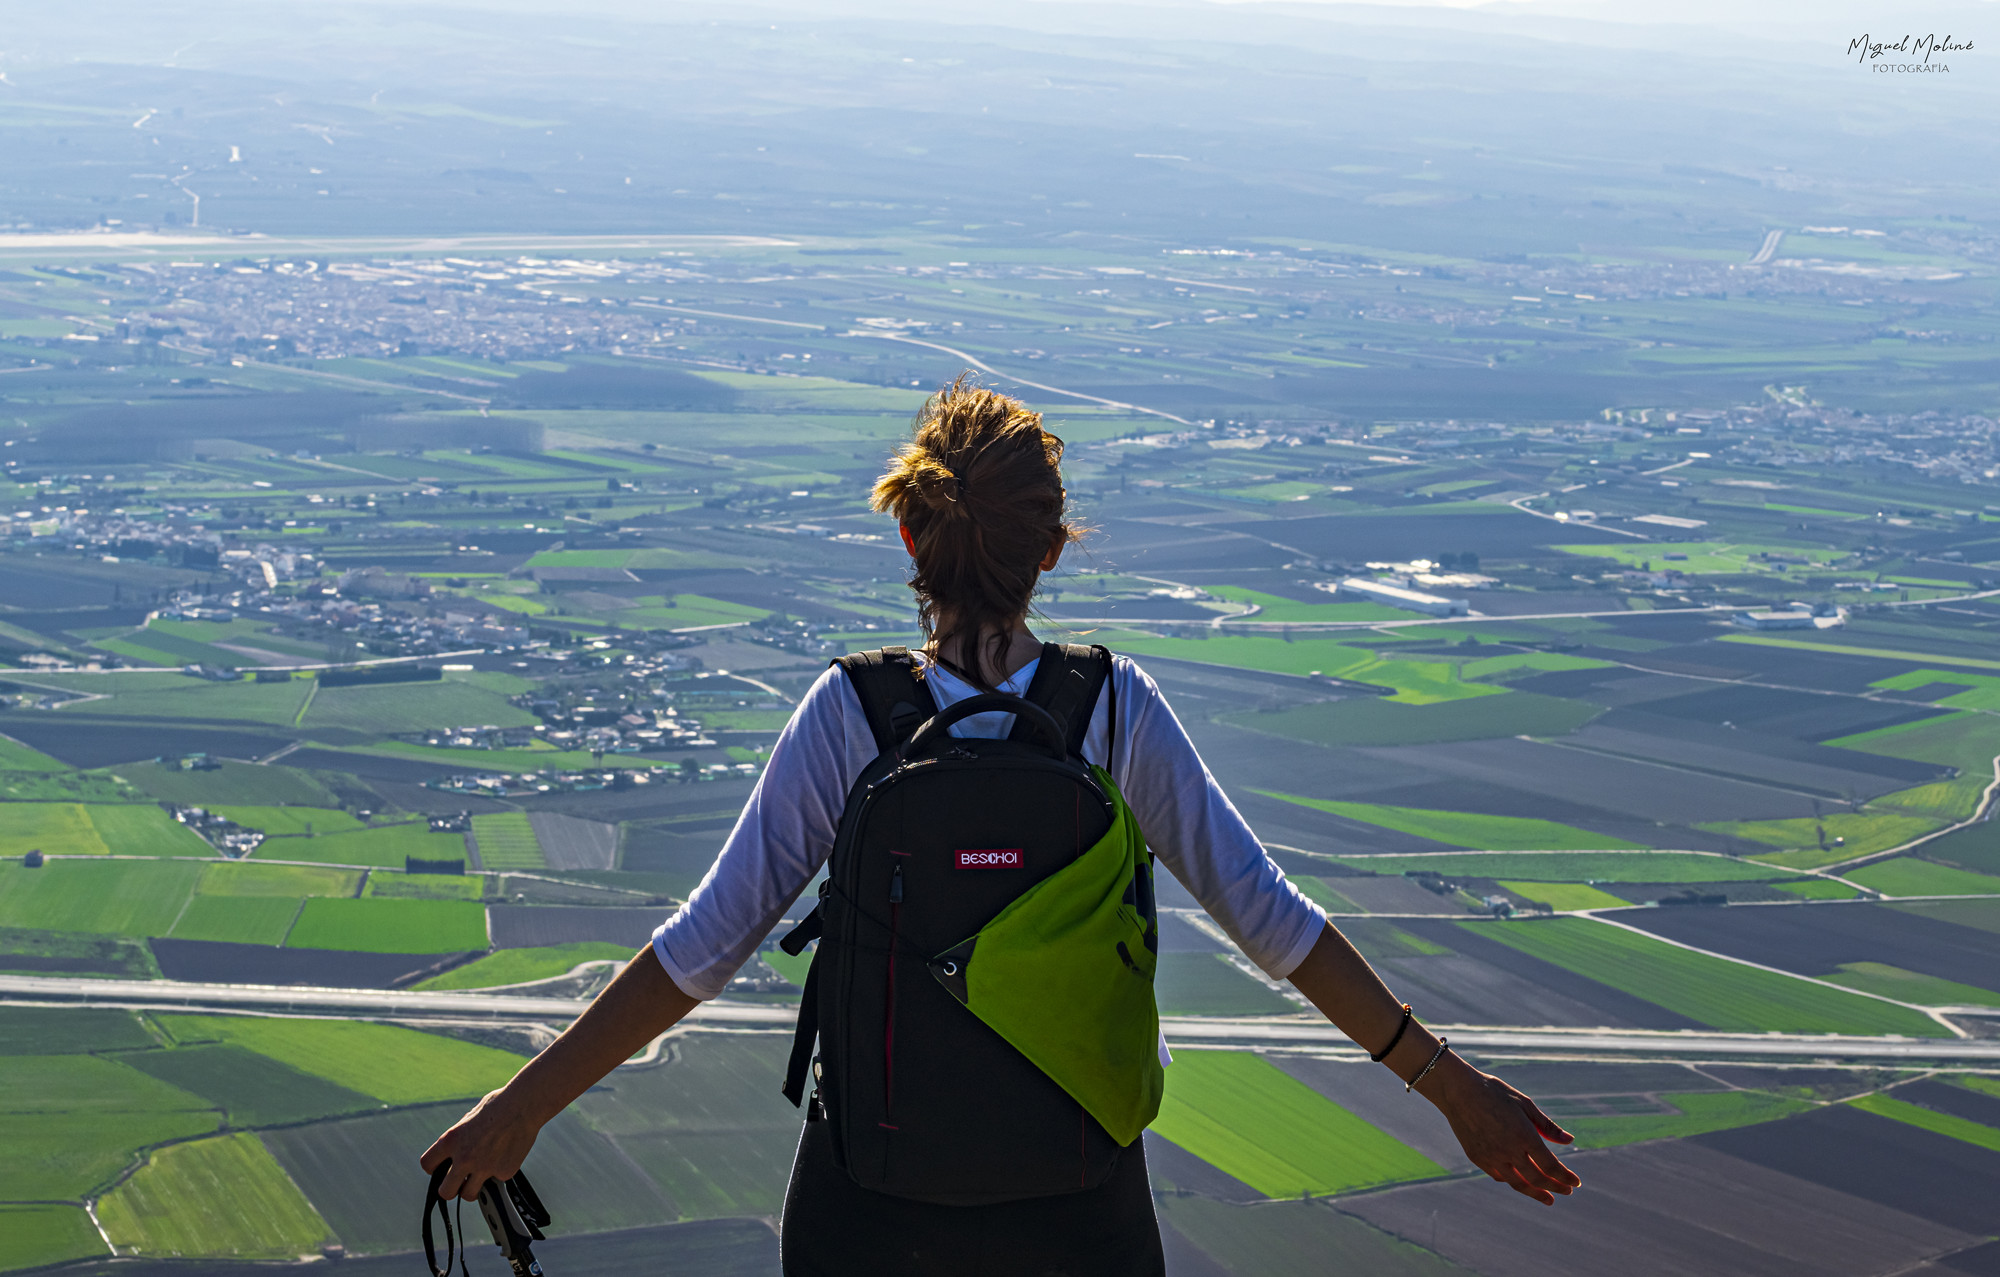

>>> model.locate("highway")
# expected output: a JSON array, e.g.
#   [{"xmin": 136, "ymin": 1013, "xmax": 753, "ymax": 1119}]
[{"xmin": 9, "ymin": 974, "xmax": 2000, "ymax": 1064}]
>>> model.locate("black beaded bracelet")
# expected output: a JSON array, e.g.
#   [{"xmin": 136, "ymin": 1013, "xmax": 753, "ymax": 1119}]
[
  {"xmin": 1406, "ymin": 1036, "xmax": 1451, "ymax": 1094},
  {"xmin": 1369, "ymin": 1003, "xmax": 1414, "ymax": 1062}
]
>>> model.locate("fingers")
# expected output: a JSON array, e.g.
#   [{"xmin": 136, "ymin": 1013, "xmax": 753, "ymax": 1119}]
[{"xmin": 1521, "ymin": 1096, "xmax": 1575, "ymax": 1146}]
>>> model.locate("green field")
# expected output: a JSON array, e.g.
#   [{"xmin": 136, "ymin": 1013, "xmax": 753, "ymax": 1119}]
[
  {"xmin": 88, "ymin": 804, "xmax": 216, "ymax": 857},
  {"xmin": 1262, "ymin": 793, "xmax": 1646, "ymax": 851},
  {"xmin": 1497, "ymin": 881, "xmax": 1630, "ymax": 911},
  {"xmin": 1822, "ymin": 962, "xmax": 2000, "ymax": 1008},
  {"xmin": 284, "ymin": 897, "xmax": 489, "ymax": 953},
  {"xmin": 0, "ymin": 1054, "xmax": 222, "ymax": 1199},
  {"xmin": 1848, "ymin": 1093, "xmax": 2000, "ymax": 1153},
  {"xmin": 167, "ymin": 895, "xmax": 303, "ymax": 945},
  {"xmin": 758, "ymin": 945, "xmax": 812, "ymax": 987},
  {"xmin": 96, "ymin": 1133, "xmax": 333, "ymax": 1259},
  {"xmin": 365, "ymin": 870, "xmax": 486, "ymax": 899},
  {"xmin": 1329, "ymin": 852, "xmax": 1784, "ymax": 883},
  {"xmin": 1466, "ymin": 918, "xmax": 1947, "ymax": 1036},
  {"xmin": 1149, "ymin": 1051, "xmax": 1443, "ymax": 1198},
  {"xmin": 0, "ymin": 859, "xmax": 201, "ymax": 936},
  {"xmin": 1559, "ymin": 1090, "xmax": 1811, "ymax": 1148},
  {"xmin": 0, "ymin": 1006, "xmax": 154, "ymax": 1054},
  {"xmin": 1774, "ymin": 877, "xmax": 1862, "ymax": 899},
  {"xmin": 416, "ymin": 941, "xmax": 633, "ymax": 990},
  {"xmin": 1918, "ymin": 821, "xmax": 2000, "ymax": 876},
  {"xmin": 213, "ymin": 805, "xmax": 367, "ymax": 836},
  {"xmin": 1228, "ymin": 691, "xmax": 1601, "ymax": 748},
  {"xmin": 1845, "ymin": 857, "xmax": 2000, "ymax": 897},
  {"xmin": 0, "ymin": 802, "xmax": 109, "ymax": 856},
  {"xmin": 255, "ymin": 821, "xmax": 467, "ymax": 868},
  {"xmin": 472, "ymin": 811, "xmax": 546, "ymax": 869},
  {"xmin": 198, "ymin": 862, "xmax": 361, "ymax": 897},
  {"xmin": 49, "ymin": 676, "xmax": 316, "ymax": 725},
  {"xmin": 159, "ymin": 1015, "xmax": 524, "ymax": 1105},
  {"xmin": 1115, "ymin": 634, "xmax": 1505, "ymax": 704},
  {"xmin": 121, "ymin": 759, "xmax": 340, "ymax": 808},
  {"xmin": 0, "ymin": 733, "xmax": 69, "ymax": 772},
  {"xmin": 119, "ymin": 1045, "xmax": 380, "ymax": 1127},
  {"xmin": 303, "ymin": 677, "xmax": 538, "ymax": 733},
  {"xmin": 1289, "ymin": 875, "xmax": 1363, "ymax": 912},
  {"xmin": 1704, "ymin": 812, "xmax": 1942, "ymax": 867},
  {"xmin": 1154, "ymin": 953, "xmax": 1300, "ymax": 1017},
  {"xmin": 0, "ymin": 1204, "xmax": 105, "ymax": 1271}
]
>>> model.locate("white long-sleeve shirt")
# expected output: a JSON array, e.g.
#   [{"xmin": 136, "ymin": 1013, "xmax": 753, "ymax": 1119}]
[{"xmin": 650, "ymin": 652, "xmax": 1326, "ymax": 1000}]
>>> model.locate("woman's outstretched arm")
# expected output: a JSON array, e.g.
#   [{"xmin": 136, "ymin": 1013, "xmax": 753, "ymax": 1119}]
[
  {"xmin": 1287, "ymin": 921, "xmax": 1583, "ymax": 1206},
  {"xmin": 421, "ymin": 946, "xmax": 697, "ymax": 1201}
]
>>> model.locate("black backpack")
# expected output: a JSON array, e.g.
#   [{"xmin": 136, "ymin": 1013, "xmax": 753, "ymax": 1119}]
[{"xmin": 778, "ymin": 643, "xmax": 1160, "ymax": 1205}]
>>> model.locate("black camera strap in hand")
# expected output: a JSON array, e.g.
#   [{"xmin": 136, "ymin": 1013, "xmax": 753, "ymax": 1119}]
[{"xmin": 425, "ymin": 1160, "xmax": 551, "ymax": 1277}]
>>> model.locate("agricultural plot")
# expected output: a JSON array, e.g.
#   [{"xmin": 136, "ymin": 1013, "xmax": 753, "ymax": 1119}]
[
  {"xmin": 1117, "ymin": 634, "xmax": 1504, "ymax": 705},
  {"xmin": 1149, "ymin": 1050, "xmax": 1442, "ymax": 1199},
  {"xmin": 1340, "ymin": 1135, "xmax": 1983, "ymax": 1277},
  {"xmin": 472, "ymin": 811, "xmax": 547, "ymax": 869},
  {"xmin": 0, "ymin": 1204, "xmax": 104, "ymax": 1272},
  {"xmin": 166, "ymin": 895, "xmax": 303, "ymax": 945},
  {"xmin": 1496, "ymin": 881, "xmax": 1629, "ymax": 911},
  {"xmin": 1160, "ymin": 1196, "xmax": 1463, "ymax": 1277},
  {"xmin": 213, "ymin": 805, "xmax": 367, "ymax": 836},
  {"xmin": 118, "ymin": 1045, "xmax": 378, "ymax": 1127},
  {"xmin": 257, "ymin": 821, "xmax": 467, "ymax": 868},
  {"xmin": 573, "ymin": 1032, "xmax": 804, "ymax": 1221},
  {"xmin": 1850, "ymin": 1093, "xmax": 2000, "ymax": 1153},
  {"xmin": 0, "ymin": 1005, "xmax": 153, "ymax": 1054},
  {"xmin": 96, "ymin": 1133, "xmax": 333, "ymax": 1260},
  {"xmin": 284, "ymin": 897, "xmax": 489, "ymax": 953},
  {"xmin": 86, "ymin": 803, "xmax": 216, "ymax": 857},
  {"xmin": 529, "ymin": 812, "xmax": 620, "ymax": 870},
  {"xmin": 302, "ymin": 677, "xmax": 538, "ymax": 734},
  {"xmin": 1467, "ymin": 917, "xmax": 1947, "ymax": 1036},
  {"xmin": 415, "ymin": 941, "xmax": 634, "ymax": 990},
  {"xmin": 197, "ymin": 861, "xmax": 361, "ymax": 897},
  {"xmin": 1558, "ymin": 1090, "xmax": 1811, "ymax": 1149},
  {"xmin": 363, "ymin": 869, "xmax": 485, "ymax": 899},
  {"xmin": 0, "ymin": 733, "xmax": 68, "ymax": 772},
  {"xmin": 0, "ymin": 1054, "xmax": 222, "ymax": 1200},
  {"xmin": 1330, "ymin": 852, "xmax": 1785, "ymax": 883},
  {"xmin": 1845, "ymin": 857, "xmax": 2000, "ymax": 897},
  {"xmin": 1612, "ymin": 902, "xmax": 2000, "ymax": 1003},
  {"xmin": 1226, "ymin": 691, "xmax": 1602, "ymax": 749},
  {"xmin": 1378, "ymin": 919, "xmax": 1708, "ymax": 1030},
  {"xmin": 43, "ymin": 676, "xmax": 315, "ymax": 726},
  {"xmin": 148, "ymin": 937, "xmax": 465, "ymax": 988},
  {"xmin": 0, "ymin": 801, "xmax": 109, "ymax": 856},
  {"xmin": 121, "ymin": 759, "xmax": 340, "ymax": 807},
  {"xmin": 1702, "ymin": 812, "xmax": 1943, "ymax": 867},
  {"xmin": 1154, "ymin": 953, "xmax": 1299, "ymax": 1017},
  {"xmin": 158, "ymin": 1015, "xmax": 524, "ymax": 1105},
  {"xmin": 489, "ymin": 905, "xmax": 664, "ymax": 948},
  {"xmin": 264, "ymin": 1104, "xmax": 671, "ymax": 1255},
  {"xmin": 1258, "ymin": 793, "xmax": 1645, "ymax": 851},
  {"xmin": 0, "ymin": 858, "xmax": 200, "ymax": 937}
]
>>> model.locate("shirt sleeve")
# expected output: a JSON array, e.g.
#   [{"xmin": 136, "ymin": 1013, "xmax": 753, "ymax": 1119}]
[
  {"xmin": 1102, "ymin": 657, "xmax": 1328, "ymax": 980},
  {"xmin": 650, "ymin": 665, "xmax": 875, "ymax": 1000}
]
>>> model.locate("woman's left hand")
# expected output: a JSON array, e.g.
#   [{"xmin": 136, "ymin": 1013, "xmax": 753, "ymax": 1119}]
[{"xmin": 1419, "ymin": 1055, "xmax": 1582, "ymax": 1205}]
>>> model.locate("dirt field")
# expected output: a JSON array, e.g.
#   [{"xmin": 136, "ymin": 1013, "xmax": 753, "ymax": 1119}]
[
  {"xmin": 1612, "ymin": 903, "xmax": 2000, "ymax": 991},
  {"xmin": 1338, "ymin": 1136, "xmax": 1983, "ymax": 1277},
  {"xmin": 528, "ymin": 812, "xmax": 619, "ymax": 871},
  {"xmin": 488, "ymin": 905, "xmax": 665, "ymax": 949}
]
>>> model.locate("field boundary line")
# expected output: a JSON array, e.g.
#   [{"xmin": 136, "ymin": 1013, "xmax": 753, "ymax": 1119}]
[
  {"xmin": 1575, "ymin": 912, "xmax": 1968, "ymax": 1038},
  {"xmin": 291, "ymin": 678, "xmax": 318, "ymax": 727},
  {"xmin": 849, "ymin": 331, "xmax": 1196, "ymax": 426}
]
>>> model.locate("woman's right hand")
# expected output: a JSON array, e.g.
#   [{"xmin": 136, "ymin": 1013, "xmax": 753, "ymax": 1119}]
[{"xmin": 421, "ymin": 1088, "xmax": 543, "ymax": 1201}]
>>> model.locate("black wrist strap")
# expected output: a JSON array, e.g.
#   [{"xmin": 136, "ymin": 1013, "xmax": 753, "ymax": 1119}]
[
  {"xmin": 423, "ymin": 1162, "xmax": 469, "ymax": 1277},
  {"xmin": 1370, "ymin": 1004, "xmax": 1414, "ymax": 1062}
]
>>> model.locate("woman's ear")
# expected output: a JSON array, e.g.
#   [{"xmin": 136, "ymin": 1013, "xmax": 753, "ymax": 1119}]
[
  {"xmin": 1039, "ymin": 532, "xmax": 1065, "ymax": 573},
  {"xmin": 900, "ymin": 524, "xmax": 918, "ymax": 558}
]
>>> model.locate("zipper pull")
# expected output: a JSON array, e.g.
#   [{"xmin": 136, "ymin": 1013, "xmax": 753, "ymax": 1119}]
[{"xmin": 889, "ymin": 863, "xmax": 904, "ymax": 905}]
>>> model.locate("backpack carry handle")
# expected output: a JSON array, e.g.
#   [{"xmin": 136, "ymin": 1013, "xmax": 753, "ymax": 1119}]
[{"xmin": 906, "ymin": 693, "xmax": 1069, "ymax": 760}]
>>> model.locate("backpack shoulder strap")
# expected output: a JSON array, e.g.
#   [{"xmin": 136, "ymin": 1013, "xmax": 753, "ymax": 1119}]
[
  {"xmin": 833, "ymin": 647, "xmax": 937, "ymax": 754},
  {"xmin": 1012, "ymin": 642, "xmax": 1112, "ymax": 758}
]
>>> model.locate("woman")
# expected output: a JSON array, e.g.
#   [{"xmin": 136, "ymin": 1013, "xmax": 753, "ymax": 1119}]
[{"xmin": 423, "ymin": 379, "xmax": 1580, "ymax": 1275}]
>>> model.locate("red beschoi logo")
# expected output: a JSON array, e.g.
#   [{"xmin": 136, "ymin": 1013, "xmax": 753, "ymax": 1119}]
[{"xmin": 956, "ymin": 849, "xmax": 1024, "ymax": 869}]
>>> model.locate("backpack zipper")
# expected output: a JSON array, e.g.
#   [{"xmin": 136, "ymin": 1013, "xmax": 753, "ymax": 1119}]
[{"xmin": 881, "ymin": 859, "xmax": 905, "ymax": 1130}]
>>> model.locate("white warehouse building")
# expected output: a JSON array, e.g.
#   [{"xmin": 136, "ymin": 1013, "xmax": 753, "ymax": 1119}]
[{"xmin": 1335, "ymin": 577, "xmax": 1470, "ymax": 617}]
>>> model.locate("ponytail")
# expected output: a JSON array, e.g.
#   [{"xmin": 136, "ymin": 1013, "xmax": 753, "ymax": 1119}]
[{"xmin": 871, "ymin": 375, "xmax": 1077, "ymax": 688}]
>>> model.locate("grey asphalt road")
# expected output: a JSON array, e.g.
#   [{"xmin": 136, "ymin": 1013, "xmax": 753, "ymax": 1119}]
[{"xmin": 6, "ymin": 974, "xmax": 1998, "ymax": 1063}]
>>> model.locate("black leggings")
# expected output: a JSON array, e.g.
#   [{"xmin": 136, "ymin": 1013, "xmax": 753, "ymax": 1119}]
[{"xmin": 779, "ymin": 1110, "xmax": 1166, "ymax": 1277}]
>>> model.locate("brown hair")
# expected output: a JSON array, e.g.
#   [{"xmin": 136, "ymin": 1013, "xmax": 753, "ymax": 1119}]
[{"xmin": 871, "ymin": 376, "xmax": 1077, "ymax": 688}]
